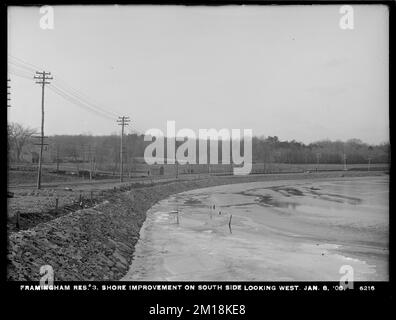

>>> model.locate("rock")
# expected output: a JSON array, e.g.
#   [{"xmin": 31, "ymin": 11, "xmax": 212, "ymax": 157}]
[
  {"xmin": 107, "ymin": 238, "xmax": 118, "ymax": 249},
  {"xmin": 73, "ymin": 254, "xmax": 83, "ymax": 261},
  {"xmin": 115, "ymin": 261, "xmax": 126, "ymax": 270},
  {"xmin": 116, "ymin": 242, "xmax": 132, "ymax": 252},
  {"xmin": 112, "ymin": 250, "xmax": 128, "ymax": 266}
]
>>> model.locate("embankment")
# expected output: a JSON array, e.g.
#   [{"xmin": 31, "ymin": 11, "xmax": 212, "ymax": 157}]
[{"xmin": 7, "ymin": 170, "xmax": 387, "ymax": 281}]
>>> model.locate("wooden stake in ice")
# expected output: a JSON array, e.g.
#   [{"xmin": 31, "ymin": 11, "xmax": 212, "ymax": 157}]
[{"xmin": 170, "ymin": 209, "xmax": 180, "ymax": 224}]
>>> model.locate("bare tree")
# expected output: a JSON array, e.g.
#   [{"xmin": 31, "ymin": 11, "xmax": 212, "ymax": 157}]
[{"xmin": 8, "ymin": 122, "xmax": 37, "ymax": 162}]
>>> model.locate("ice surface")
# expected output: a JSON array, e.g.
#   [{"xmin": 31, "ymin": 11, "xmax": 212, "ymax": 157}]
[{"xmin": 122, "ymin": 176, "xmax": 388, "ymax": 281}]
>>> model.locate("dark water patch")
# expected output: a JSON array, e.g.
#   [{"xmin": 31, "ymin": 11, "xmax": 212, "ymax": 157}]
[
  {"xmin": 323, "ymin": 193, "xmax": 362, "ymax": 205},
  {"xmin": 304, "ymin": 186, "xmax": 322, "ymax": 196},
  {"xmin": 301, "ymin": 185, "xmax": 362, "ymax": 205},
  {"xmin": 268, "ymin": 186, "xmax": 305, "ymax": 197},
  {"xmin": 257, "ymin": 194, "xmax": 273, "ymax": 204},
  {"xmin": 235, "ymin": 189, "xmax": 258, "ymax": 197},
  {"xmin": 303, "ymin": 186, "xmax": 321, "ymax": 195},
  {"xmin": 221, "ymin": 202, "xmax": 255, "ymax": 208},
  {"xmin": 255, "ymin": 194, "xmax": 298, "ymax": 210},
  {"xmin": 318, "ymin": 196, "xmax": 345, "ymax": 204},
  {"xmin": 306, "ymin": 189, "xmax": 362, "ymax": 205},
  {"xmin": 337, "ymin": 246, "xmax": 389, "ymax": 261},
  {"xmin": 235, "ymin": 189, "xmax": 300, "ymax": 210},
  {"xmin": 233, "ymin": 184, "xmax": 362, "ymax": 207},
  {"xmin": 184, "ymin": 198, "xmax": 203, "ymax": 205}
]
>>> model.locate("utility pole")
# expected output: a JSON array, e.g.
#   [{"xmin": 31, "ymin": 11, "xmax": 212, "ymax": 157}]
[
  {"xmin": 89, "ymin": 145, "xmax": 92, "ymax": 180},
  {"xmin": 56, "ymin": 144, "xmax": 60, "ymax": 172},
  {"xmin": 7, "ymin": 79, "xmax": 11, "ymax": 107},
  {"xmin": 117, "ymin": 116, "xmax": 130, "ymax": 182},
  {"xmin": 175, "ymin": 137, "xmax": 178, "ymax": 179},
  {"xmin": 93, "ymin": 156, "xmax": 96, "ymax": 177},
  {"xmin": 263, "ymin": 150, "xmax": 266, "ymax": 174},
  {"xmin": 82, "ymin": 145, "xmax": 93, "ymax": 180},
  {"xmin": 87, "ymin": 144, "xmax": 95, "ymax": 181},
  {"xmin": 82, "ymin": 145, "xmax": 86, "ymax": 170},
  {"xmin": 34, "ymin": 71, "xmax": 53, "ymax": 189},
  {"xmin": 33, "ymin": 135, "xmax": 48, "ymax": 184},
  {"xmin": 368, "ymin": 146, "xmax": 373, "ymax": 172},
  {"xmin": 91, "ymin": 151, "xmax": 96, "ymax": 178}
]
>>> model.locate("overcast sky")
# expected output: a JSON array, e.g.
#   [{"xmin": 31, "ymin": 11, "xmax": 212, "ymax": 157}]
[{"xmin": 7, "ymin": 5, "xmax": 389, "ymax": 144}]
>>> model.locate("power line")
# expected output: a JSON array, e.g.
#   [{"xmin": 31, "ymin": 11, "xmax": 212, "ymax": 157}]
[
  {"xmin": 48, "ymin": 84, "xmax": 116, "ymax": 121},
  {"xmin": 9, "ymin": 55, "xmax": 118, "ymax": 119},
  {"xmin": 117, "ymin": 116, "xmax": 130, "ymax": 182},
  {"xmin": 86, "ymin": 144, "xmax": 96, "ymax": 180},
  {"xmin": 84, "ymin": 144, "xmax": 96, "ymax": 180},
  {"xmin": 8, "ymin": 60, "xmax": 36, "ymax": 74},
  {"xmin": 9, "ymin": 62, "xmax": 116, "ymax": 121},
  {"xmin": 52, "ymin": 81, "xmax": 118, "ymax": 118},
  {"xmin": 8, "ymin": 67, "xmax": 35, "ymax": 80},
  {"xmin": 34, "ymin": 70, "xmax": 53, "ymax": 189},
  {"xmin": 9, "ymin": 55, "xmax": 42, "ymax": 71},
  {"xmin": 54, "ymin": 77, "xmax": 118, "ymax": 118},
  {"xmin": 8, "ymin": 56, "xmax": 147, "ymax": 135},
  {"xmin": 49, "ymin": 84, "xmax": 110, "ymax": 118}
]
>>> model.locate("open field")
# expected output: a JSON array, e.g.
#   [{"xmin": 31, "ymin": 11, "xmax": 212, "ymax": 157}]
[
  {"xmin": 8, "ymin": 169, "xmax": 84, "ymax": 186},
  {"xmin": 9, "ymin": 162, "xmax": 389, "ymax": 186}
]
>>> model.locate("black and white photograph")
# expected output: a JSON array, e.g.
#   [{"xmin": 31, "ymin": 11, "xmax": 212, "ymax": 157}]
[{"xmin": 3, "ymin": 1, "xmax": 392, "ymax": 302}]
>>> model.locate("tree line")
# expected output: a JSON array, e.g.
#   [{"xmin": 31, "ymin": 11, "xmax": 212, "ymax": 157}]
[{"xmin": 8, "ymin": 122, "xmax": 389, "ymax": 169}]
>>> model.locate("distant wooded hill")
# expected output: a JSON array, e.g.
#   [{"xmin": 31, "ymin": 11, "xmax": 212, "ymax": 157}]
[{"xmin": 8, "ymin": 123, "xmax": 389, "ymax": 167}]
